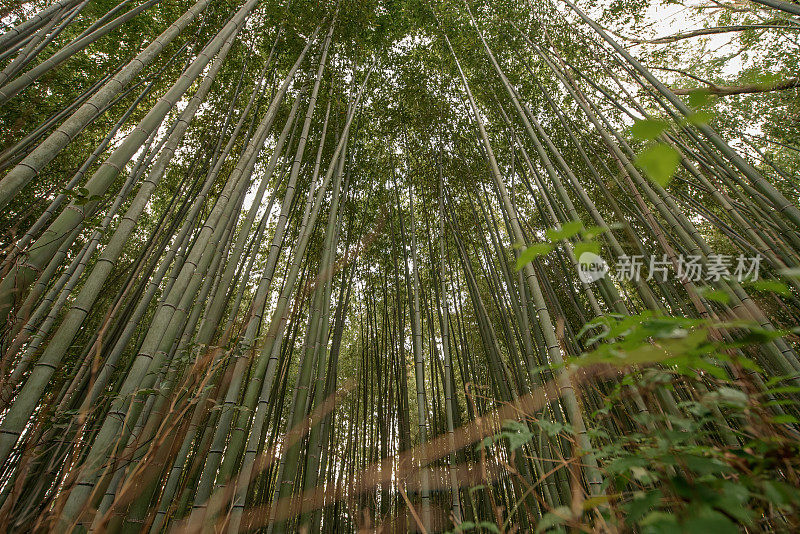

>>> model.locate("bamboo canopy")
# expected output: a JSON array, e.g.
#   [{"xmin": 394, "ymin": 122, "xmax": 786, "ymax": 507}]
[{"xmin": 0, "ymin": 0, "xmax": 799, "ymax": 531}]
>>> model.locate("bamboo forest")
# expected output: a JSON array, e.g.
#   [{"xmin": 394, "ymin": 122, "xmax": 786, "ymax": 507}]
[{"xmin": 2, "ymin": 0, "xmax": 800, "ymax": 531}]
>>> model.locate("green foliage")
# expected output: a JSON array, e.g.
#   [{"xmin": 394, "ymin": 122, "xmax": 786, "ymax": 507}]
[
  {"xmin": 573, "ymin": 240, "xmax": 601, "ymax": 261},
  {"xmin": 545, "ymin": 220, "xmax": 584, "ymax": 241},
  {"xmin": 630, "ymin": 118, "xmax": 670, "ymax": 140},
  {"xmin": 515, "ymin": 221, "xmax": 612, "ymax": 271},
  {"xmin": 482, "ymin": 308, "xmax": 800, "ymax": 532},
  {"xmin": 683, "ymin": 110, "xmax": 713, "ymax": 126},
  {"xmin": 571, "ymin": 312, "xmax": 786, "ymax": 380},
  {"xmin": 535, "ymin": 507, "xmax": 572, "ymax": 533},
  {"xmin": 447, "ymin": 520, "xmax": 502, "ymax": 533},
  {"xmin": 746, "ymin": 279, "xmax": 791, "ymax": 296},
  {"xmin": 515, "ymin": 243, "xmax": 553, "ymax": 270},
  {"xmin": 635, "ymin": 143, "xmax": 680, "ymax": 188},
  {"xmin": 592, "ymin": 369, "xmax": 800, "ymax": 533},
  {"xmin": 477, "ymin": 419, "xmax": 534, "ymax": 451},
  {"xmin": 687, "ymin": 89, "xmax": 713, "ymax": 109}
]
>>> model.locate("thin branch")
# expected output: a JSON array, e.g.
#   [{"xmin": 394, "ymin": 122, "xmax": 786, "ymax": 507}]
[
  {"xmin": 676, "ymin": 76, "xmax": 800, "ymax": 94},
  {"xmin": 653, "ymin": 65, "xmax": 800, "ymax": 95},
  {"xmin": 621, "ymin": 23, "xmax": 791, "ymax": 44}
]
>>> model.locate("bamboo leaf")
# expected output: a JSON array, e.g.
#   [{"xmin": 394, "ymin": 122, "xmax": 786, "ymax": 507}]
[
  {"xmin": 687, "ymin": 88, "xmax": 713, "ymax": 108},
  {"xmin": 635, "ymin": 143, "xmax": 680, "ymax": 187},
  {"xmin": 630, "ymin": 118, "xmax": 669, "ymax": 140},
  {"xmin": 545, "ymin": 220, "xmax": 583, "ymax": 241},
  {"xmin": 684, "ymin": 110, "xmax": 713, "ymax": 126},
  {"xmin": 747, "ymin": 279, "xmax": 791, "ymax": 296},
  {"xmin": 515, "ymin": 243, "xmax": 553, "ymax": 270},
  {"xmin": 573, "ymin": 241, "xmax": 601, "ymax": 260}
]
